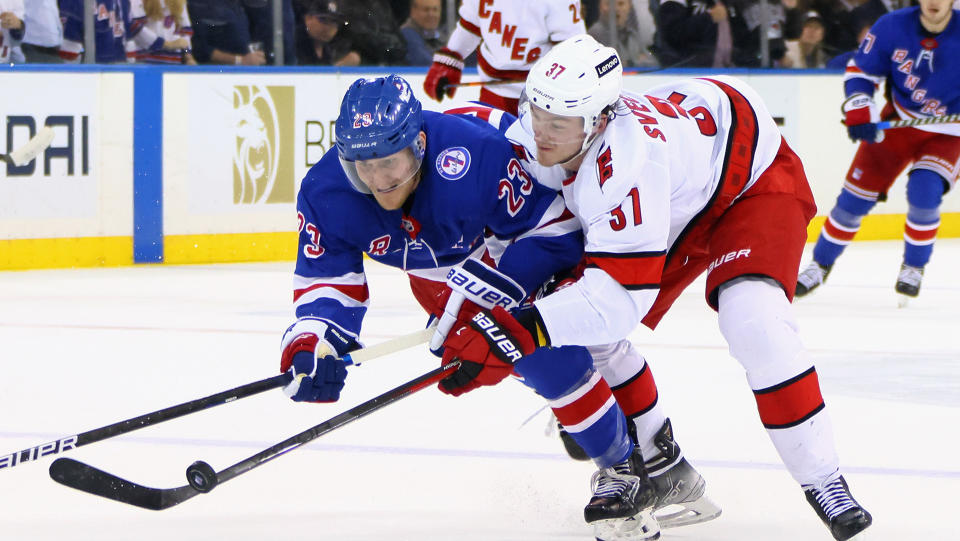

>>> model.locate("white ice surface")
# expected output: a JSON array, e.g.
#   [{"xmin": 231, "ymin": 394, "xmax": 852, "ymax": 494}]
[{"xmin": 1, "ymin": 240, "xmax": 958, "ymax": 541}]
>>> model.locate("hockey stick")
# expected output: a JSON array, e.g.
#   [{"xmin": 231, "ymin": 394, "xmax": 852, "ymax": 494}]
[
  {"xmin": 49, "ymin": 359, "xmax": 459, "ymax": 510},
  {"xmin": 1, "ymin": 327, "xmax": 434, "ymax": 471},
  {"xmin": 878, "ymin": 113, "xmax": 960, "ymax": 130},
  {"xmin": 0, "ymin": 126, "xmax": 55, "ymax": 167}
]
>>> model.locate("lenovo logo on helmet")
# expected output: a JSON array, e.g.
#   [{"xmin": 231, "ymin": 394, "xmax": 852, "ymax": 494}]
[{"xmin": 595, "ymin": 55, "xmax": 620, "ymax": 78}]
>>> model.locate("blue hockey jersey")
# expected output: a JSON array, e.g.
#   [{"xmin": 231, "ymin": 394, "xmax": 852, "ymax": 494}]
[
  {"xmin": 844, "ymin": 7, "xmax": 960, "ymax": 136},
  {"xmin": 292, "ymin": 110, "xmax": 583, "ymax": 338}
]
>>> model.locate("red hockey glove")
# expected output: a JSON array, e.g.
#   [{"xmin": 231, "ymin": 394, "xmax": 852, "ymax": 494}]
[
  {"xmin": 439, "ymin": 307, "xmax": 540, "ymax": 397},
  {"xmin": 424, "ymin": 48, "xmax": 464, "ymax": 102},
  {"xmin": 842, "ymin": 93, "xmax": 882, "ymax": 143}
]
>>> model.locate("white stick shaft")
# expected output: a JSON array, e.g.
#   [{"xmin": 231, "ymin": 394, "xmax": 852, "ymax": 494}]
[
  {"xmin": 9, "ymin": 127, "xmax": 56, "ymax": 166},
  {"xmin": 345, "ymin": 327, "xmax": 434, "ymax": 365}
]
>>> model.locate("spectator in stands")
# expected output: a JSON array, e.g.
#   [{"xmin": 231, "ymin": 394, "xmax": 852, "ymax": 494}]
[
  {"xmin": 401, "ymin": 0, "xmax": 447, "ymax": 65},
  {"xmin": 244, "ymin": 0, "xmax": 297, "ymax": 65},
  {"xmin": 340, "ymin": 0, "xmax": 407, "ymax": 65},
  {"xmin": 0, "ymin": 0, "xmax": 24, "ymax": 64},
  {"xmin": 59, "ymin": 0, "xmax": 130, "ymax": 63},
  {"xmin": 128, "ymin": 0, "xmax": 196, "ymax": 64},
  {"xmin": 727, "ymin": 0, "xmax": 788, "ymax": 67},
  {"xmin": 188, "ymin": 0, "xmax": 265, "ymax": 65},
  {"xmin": 295, "ymin": 0, "xmax": 360, "ymax": 65},
  {"xmin": 782, "ymin": 9, "xmax": 827, "ymax": 67},
  {"xmin": 654, "ymin": 0, "xmax": 727, "ymax": 67},
  {"xmin": 825, "ymin": 16, "xmax": 875, "ymax": 69},
  {"xmin": 16, "ymin": 0, "xmax": 61, "ymax": 63},
  {"xmin": 589, "ymin": 0, "xmax": 659, "ymax": 67},
  {"xmin": 810, "ymin": 0, "xmax": 868, "ymax": 58}
]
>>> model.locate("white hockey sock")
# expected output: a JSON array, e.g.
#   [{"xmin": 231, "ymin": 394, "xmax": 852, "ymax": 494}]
[
  {"xmin": 718, "ymin": 278, "xmax": 841, "ymax": 486},
  {"xmin": 589, "ymin": 340, "xmax": 666, "ymax": 462}
]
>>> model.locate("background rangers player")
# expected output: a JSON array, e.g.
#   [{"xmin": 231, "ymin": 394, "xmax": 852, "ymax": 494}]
[
  {"xmin": 423, "ymin": 0, "xmax": 585, "ymax": 114},
  {"xmin": 438, "ymin": 35, "xmax": 874, "ymax": 541},
  {"xmin": 796, "ymin": 0, "xmax": 960, "ymax": 305}
]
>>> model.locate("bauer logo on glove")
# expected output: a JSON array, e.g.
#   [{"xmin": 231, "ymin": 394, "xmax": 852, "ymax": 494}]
[
  {"xmin": 438, "ymin": 307, "xmax": 537, "ymax": 396},
  {"xmin": 470, "ymin": 311, "xmax": 524, "ymax": 362}
]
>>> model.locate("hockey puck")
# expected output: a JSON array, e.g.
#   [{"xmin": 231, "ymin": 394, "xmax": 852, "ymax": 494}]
[{"xmin": 186, "ymin": 460, "xmax": 218, "ymax": 493}]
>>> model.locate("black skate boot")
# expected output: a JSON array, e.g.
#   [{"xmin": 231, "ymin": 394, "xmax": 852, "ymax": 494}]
[
  {"xmin": 557, "ymin": 421, "xmax": 591, "ymax": 461},
  {"xmin": 585, "ymin": 446, "xmax": 660, "ymax": 541},
  {"xmin": 804, "ymin": 474, "xmax": 872, "ymax": 541},
  {"xmin": 644, "ymin": 419, "xmax": 721, "ymax": 528},
  {"xmin": 796, "ymin": 261, "xmax": 832, "ymax": 297},
  {"xmin": 895, "ymin": 262, "xmax": 923, "ymax": 307}
]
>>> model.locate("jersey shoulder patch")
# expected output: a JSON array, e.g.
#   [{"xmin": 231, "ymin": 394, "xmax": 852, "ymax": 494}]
[{"xmin": 436, "ymin": 146, "xmax": 472, "ymax": 180}]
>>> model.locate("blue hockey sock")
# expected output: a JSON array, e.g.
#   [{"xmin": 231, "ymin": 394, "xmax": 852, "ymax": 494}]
[
  {"xmin": 903, "ymin": 170, "xmax": 945, "ymax": 268},
  {"xmin": 813, "ymin": 187, "xmax": 877, "ymax": 267},
  {"xmin": 515, "ymin": 346, "xmax": 632, "ymax": 468}
]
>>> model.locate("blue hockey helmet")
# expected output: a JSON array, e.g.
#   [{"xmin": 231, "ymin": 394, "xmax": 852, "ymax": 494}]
[{"xmin": 336, "ymin": 75, "xmax": 425, "ymax": 194}]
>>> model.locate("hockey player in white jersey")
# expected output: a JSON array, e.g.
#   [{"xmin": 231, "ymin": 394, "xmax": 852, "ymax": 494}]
[
  {"xmin": 423, "ymin": 0, "xmax": 585, "ymax": 115},
  {"xmin": 437, "ymin": 35, "xmax": 873, "ymax": 541}
]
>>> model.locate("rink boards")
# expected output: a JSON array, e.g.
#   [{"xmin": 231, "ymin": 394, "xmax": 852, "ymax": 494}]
[{"xmin": 1, "ymin": 66, "xmax": 957, "ymax": 270}]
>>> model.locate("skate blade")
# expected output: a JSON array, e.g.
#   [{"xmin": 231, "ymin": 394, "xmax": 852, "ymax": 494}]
[
  {"xmin": 655, "ymin": 495, "xmax": 722, "ymax": 529},
  {"xmin": 593, "ymin": 510, "xmax": 661, "ymax": 541},
  {"xmin": 897, "ymin": 294, "xmax": 911, "ymax": 308}
]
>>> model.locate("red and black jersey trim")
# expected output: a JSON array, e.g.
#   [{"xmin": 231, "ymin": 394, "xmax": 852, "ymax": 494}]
[
  {"xmin": 459, "ymin": 18, "xmax": 482, "ymax": 36},
  {"xmin": 477, "ymin": 49, "xmax": 530, "ymax": 81},
  {"xmin": 753, "ymin": 367, "xmax": 825, "ymax": 429},
  {"xmin": 585, "ymin": 250, "xmax": 666, "ymax": 290},
  {"xmin": 664, "ymin": 79, "xmax": 760, "ymax": 267}
]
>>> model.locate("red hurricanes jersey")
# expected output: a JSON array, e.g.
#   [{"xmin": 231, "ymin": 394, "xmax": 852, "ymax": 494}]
[{"xmin": 448, "ymin": 0, "xmax": 586, "ymax": 99}]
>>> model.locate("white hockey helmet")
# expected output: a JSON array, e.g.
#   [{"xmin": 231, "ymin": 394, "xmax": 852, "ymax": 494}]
[{"xmin": 521, "ymin": 34, "xmax": 623, "ymax": 152}]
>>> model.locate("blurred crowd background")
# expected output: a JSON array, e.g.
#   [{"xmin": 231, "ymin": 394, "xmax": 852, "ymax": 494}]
[{"xmin": 0, "ymin": 0, "xmax": 948, "ymax": 70}]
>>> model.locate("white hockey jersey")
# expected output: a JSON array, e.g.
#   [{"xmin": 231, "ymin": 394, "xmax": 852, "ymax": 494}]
[
  {"xmin": 508, "ymin": 76, "xmax": 784, "ymax": 346},
  {"xmin": 447, "ymin": 0, "xmax": 585, "ymax": 99}
]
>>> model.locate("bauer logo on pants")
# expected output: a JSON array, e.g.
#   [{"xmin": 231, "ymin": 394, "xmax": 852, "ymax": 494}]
[{"xmin": 233, "ymin": 85, "xmax": 295, "ymax": 204}]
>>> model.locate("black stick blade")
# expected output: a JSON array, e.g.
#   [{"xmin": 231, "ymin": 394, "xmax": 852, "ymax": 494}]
[{"xmin": 49, "ymin": 458, "xmax": 199, "ymax": 510}]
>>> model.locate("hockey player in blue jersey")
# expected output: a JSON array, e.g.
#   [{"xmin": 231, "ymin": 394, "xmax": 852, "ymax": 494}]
[
  {"xmin": 279, "ymin": 75, "xmax": 666, "ymax": 539},
  {"xmin": 796, "ymin": 0, "xmax": 960, "ymax": 305}
]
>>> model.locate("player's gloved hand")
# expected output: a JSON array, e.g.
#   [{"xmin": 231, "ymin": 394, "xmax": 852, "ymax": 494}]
[
  {"xmin": 842, "ymin": 93, "xmax": 882, "ymax": 143},
  {"xmin": 280, "ymin": 322, "xmax": 359, "ymax": 403},
  {"xmin": 439, "ymin": 306, "xmax": 542, "ymax": 397},
  {"xmin": 429, "ymin": 259, "xmax": 525, "ymax": 357},
  {"xmin": 424, "ymin": 48, "xmax": 464, "ymax": 102}
]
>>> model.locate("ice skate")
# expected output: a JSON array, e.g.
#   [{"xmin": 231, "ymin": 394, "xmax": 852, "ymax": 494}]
[
  {"xmin": 644, "ymin": 419, "xmax": 721, "ymax": 528},
  {"xmin": 795, "ymin": 261, "xmax": 832, "ymax": 297},
  {"xmin": 895, "ymin": 262, "xmax": 923, "ymax": 307},
  {"xmin": 585, "ymin": 446, "xmax": 660, "ymax": 541},
  {"xmin": 804, "ymin": 474, "xmax": 872, "ymax": 541}
]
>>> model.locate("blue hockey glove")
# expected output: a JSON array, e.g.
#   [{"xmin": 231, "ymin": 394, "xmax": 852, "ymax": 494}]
[
  {"xmin": 847, "ymin": 123, "xmax": 879, "ymax": 143},
  {"xmin": 280, "ymin": 321, "xmax": 358, "ymax": 403},
  {"xmin": 843, "ymin": 94, "xmax": 883, "ymax": 143}
]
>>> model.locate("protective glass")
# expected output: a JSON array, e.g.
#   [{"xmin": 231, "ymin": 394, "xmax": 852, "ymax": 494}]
[
  {"xmin": 339, "ymin": 138, "xmax": 424, "ymax": 195},
  {"xmin": 518, "ymin": 92, "xmax": 587, "ymax": 147}
]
